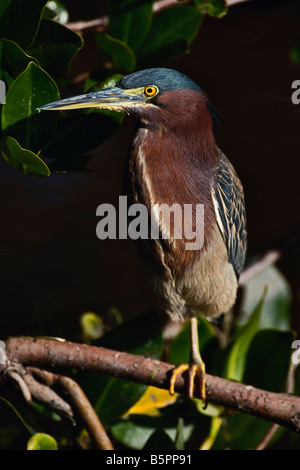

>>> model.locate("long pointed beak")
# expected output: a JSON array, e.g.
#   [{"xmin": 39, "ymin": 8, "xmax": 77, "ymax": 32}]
[{"xmin": 39, "ymin": 86, "xmax": 146, "ymax": 112}]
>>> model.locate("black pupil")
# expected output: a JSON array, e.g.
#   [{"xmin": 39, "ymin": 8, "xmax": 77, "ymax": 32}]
[{"xmin": 147, "ymin": 87, "xmax": 153, "ymax": 94}]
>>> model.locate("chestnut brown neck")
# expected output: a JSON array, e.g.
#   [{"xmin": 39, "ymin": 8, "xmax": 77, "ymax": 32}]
[{"xmin": 130, "ymin": 89, "xmax": 219, "ymax": 209}]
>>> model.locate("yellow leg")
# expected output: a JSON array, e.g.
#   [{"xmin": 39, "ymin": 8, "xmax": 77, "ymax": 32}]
[{"xmin": 169, "ymin": 316, "xmax": 206, "ymax": 401}]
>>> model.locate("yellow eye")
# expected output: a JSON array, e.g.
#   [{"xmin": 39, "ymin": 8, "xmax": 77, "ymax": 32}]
[{"xmin": 144, "ymin": 85, "xmax": 158, "ymax": 97}]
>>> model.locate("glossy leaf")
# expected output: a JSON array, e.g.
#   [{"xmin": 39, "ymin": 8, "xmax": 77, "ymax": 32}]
[
  {"xmin": 194, "ymin": 0, "xmax": 227, "ymax": 18},
  {"xmin": 78, "ymin": 311, "xmax": 163, "ymax": 426},
  {"xmin": 243, "ymin": 329, "xmax": 294, "ymax": 392},
  {"xmin": 224, "ymin": 289, "xmax": 266, "ymax": 381},
  {"xmin": 240, "ymin": 265, "xmax": 292, "ymax": 331},
  {"xmin": 42, "ymin": 0, "xmax": 69, "ymax": 23},
  {"xmin": 136, "ymin": 6, "xmax": 203, "ymax": 67},
  {"xmin": 0, "ymin": 39, "xmax": 39, "ymax": 88},
  {"xmin": 42, "ymin": 75, "xmax": 124, "ymax": 162},
  {"xmin": 0, "ymin": 136, "xmax": 50, "ymax": 176},
  {"xmin": 79, "ymin": 312, "xmax": 105, "ymax": 342},
  {"xmin": 28, "ymin": 19, "xmax": 83, "ymax": 78},
  {"xmin": 111, "ymin": 405, "xmax": 196, "ymax": 450},
  {"xmin": 199, "ymin": 416, "xmax": 222, "ymax": 450},
  {"xmin": 174, "ymin": 417, "xmax": 185, "ymax": 450},
  {"xmin": 1, "ymin": 62, "xmax": 60, "ymax": 152},
  {"xmin": 195, "ymin": 400, "xmax": 224, "ymax": 418},
  {"xmin": 0, "ymin": 396, "xmax": 38, "ymax": 436},
  {"xmin": 41, "ymin": 112, "xmax": 119, "ymax": 161},
  {"xmin": 27, "ymin": 433, "xmax": 58, "ymax": 450},
  {"xmin": 96, "ymin": 33, "xmax": 136, "ymax": 72},
  {"xmin": 124, "ymin": 386, "xmax": 177, "ymax": 417},
  {"xmin": 224, "ymin": 413, "xmax": 275, "ymax": 450},
  {"xmin": 0, "ymin": 0, "xmax": 47, "ymax": 50},
  {"xmin": 111, "ymin": 418, "xmax": 157, "ymax": 450},
  {"xmin": 109, "ymin": 0, "xmax": 153, "ymax": 50}
]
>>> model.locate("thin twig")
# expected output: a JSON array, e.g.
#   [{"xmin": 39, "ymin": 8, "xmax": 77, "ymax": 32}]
[
  {"xmin": 239, "ymin": 250, "xmax": 281, "ymax": 286},
  {"xmin": 57, "ymin": 376, "xmax": 114, "ymax": 450},
  {"xmin": 65, "ymin": 0, "xmax": 249, "ymax": 34},
  {"xmin": 255, "ymin": 358, "xmax": 298, "ymax": 450},
  {"xmin": 28, "ymin": 367, "xmax": 114, "ymax": 450},
  {"xmin": 5, "ymin": 337, "xmax": 300, "ymax": 433},
  {"xmin": 66, "ymin": 17, "xmax": 108, "ymax": 33}
]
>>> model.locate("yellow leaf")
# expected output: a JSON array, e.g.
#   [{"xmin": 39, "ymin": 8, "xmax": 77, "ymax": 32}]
[{"xmin": 124, "ymin": 386, "xmax": 178, "ymax": 417}]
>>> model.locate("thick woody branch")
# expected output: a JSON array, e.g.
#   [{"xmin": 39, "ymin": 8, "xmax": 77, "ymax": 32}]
[{"xmin": 4, "ymin": 337, "xmax": 300, "ymax": 433}]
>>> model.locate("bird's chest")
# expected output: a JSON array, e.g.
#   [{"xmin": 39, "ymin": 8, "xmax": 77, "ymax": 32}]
[
  {"xmin": 128, "ymin": 129, "xmax": 176, "ymax": 209},
  {"xmin": 128, "ymin": 129, "xmax": 192, "ymax": 244},
  {"xmin": 126, "ymin": 128, "xmax": 216, "ymax": 276}
]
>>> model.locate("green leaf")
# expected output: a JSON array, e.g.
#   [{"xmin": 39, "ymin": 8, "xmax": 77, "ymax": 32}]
[
  {"xmin": 136, "ymin": 6, "xmax": 203, "ymax": 67},
  {"xmin": 42, "ymin": 74, "xmax": 124, "ymax": 162},
  {"xmin": 240, "ymin": 265, "xmax": 292, "ymax": 331},
  {"xmin": 243, "ymin": 329, "xmax": 294, "ymax": 392},
  {"xmin": 224, "ymin": 289, "xmax": 267, "ymax": 381},
  {"xmin": 0, "ymin": 0, "xmax": 47, "ymax": 50},
  {"xmin": 195, "ymin": 400, "xmax": 223, "ymax": 418},
  {"xmin": 169, "ymin": 317, "xmax": 215, "ymax": 366},
  {"xmin": 0, "ymin": 136, "xmax": 50, "ymax": 176},
  {"xmin": 194, "ymin": 0, "xmax": 227, "ymax": 18},
  {"xmin": 174, "ymin": 417, "xmax": 185, "ymax": 450},
  {"xmin": 78, "ymin": 311, "xmax": 163, "ymax": 426},
  {"xmin": 1, "ymin": 61, "xmax": 60, "ymax": 152},
  {"xmin": 42, "ymin": 0, "xmax": 69, "ymax": 24},
  {"xmin": 0, "ymin": 39, "xmax": 39, "ymax": 88},
  {"xmin": 111, "ymin": 406, "xmax": 196, "ymax": 450},
  {"xmin": 95, "ymin": 33, "xmax": 136, "ymax": 72},
  {"xmin": 0, "ymin": 396, "xmax": 38, "ymax": 436},
  {"xmin": 41, "ymin": 112, "xmax": 119, "ymax": 161},
  {"xmin": 112, "ymin": 418, "xmax": 156, "ymax": 450},
  {"xmin": 225, "ymin": 413, "xmax": 275, "ymax": 450},
  {"xmin": 79, "ymin": 312, "xmax": 105, "ymax": 342},
  {"xmin": 28, "ymin": 19, "xmax": 83, "ymax": 79},
  {"xmin": 199, "ymin": 416, "xmax": 222, "ymax": 450},
  {"xmin": 27, "ymin": 433, "xmax": 58, "ymax": 450},
  {"xmin": 109, "ymin": 0, "xmax": 154, "ymax": 50}
]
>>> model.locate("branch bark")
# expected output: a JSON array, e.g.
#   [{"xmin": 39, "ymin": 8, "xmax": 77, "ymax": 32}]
[
  {"xmin": 4, "ymin": 337, "xmax": 300, "ymax": 433},
  {"xmin": 27, "ymin": 367, "xmax": 114, "ymax": 450}
]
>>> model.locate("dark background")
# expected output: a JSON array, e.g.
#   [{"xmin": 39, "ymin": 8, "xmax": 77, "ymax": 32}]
[{"xmin": 1, "ymin": 0, "xmax": 299, "ymax": 338}]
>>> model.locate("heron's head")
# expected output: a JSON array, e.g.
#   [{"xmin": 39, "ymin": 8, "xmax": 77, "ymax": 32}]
[{"xmin": 39, "ymin": 68, "xmax": 215, "ymax": 132}]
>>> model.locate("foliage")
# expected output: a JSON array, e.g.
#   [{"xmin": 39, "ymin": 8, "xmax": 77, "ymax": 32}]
[
  {"xmin": 0, "ymin": 0, "xmax": 298, "ymax": 452},
  {"xmin": 0, "ymin": 264, "xmax": 297, "ymax": 450},
  {"xmin": 0, "ymin": 0, "xmax": 227, "ymax": 175}
]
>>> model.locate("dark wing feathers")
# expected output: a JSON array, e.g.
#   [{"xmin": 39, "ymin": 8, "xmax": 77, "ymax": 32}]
[{"xmin": 212, "ymin": 152, "xmax": 247, "ymax": 278}]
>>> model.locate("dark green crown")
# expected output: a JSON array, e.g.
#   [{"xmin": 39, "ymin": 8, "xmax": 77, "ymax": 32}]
[{"xmin": 118, "ymin": 68, "xmax": 203, "ymax": 94}]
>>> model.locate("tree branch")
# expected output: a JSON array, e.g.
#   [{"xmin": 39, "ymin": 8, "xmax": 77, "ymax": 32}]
[
  {"xmin": 3, "ymin": 337, "xmax": 300, "ymax": 433},
  {"xmin": 66, "ymin": 0, "xmax": 250, "ymax": 34},
  {"xmin": 28, "ymin": 368, "xmax": 114, "ymax": 450},
  {"xmin": 239, "ymin": 250, "xmax": 281, "ymax": 286}
]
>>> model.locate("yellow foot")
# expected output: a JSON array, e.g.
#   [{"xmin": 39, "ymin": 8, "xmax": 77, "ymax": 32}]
[{"xmin": 169, "ymin": 362, "xmax": 206, "ymax": 401}]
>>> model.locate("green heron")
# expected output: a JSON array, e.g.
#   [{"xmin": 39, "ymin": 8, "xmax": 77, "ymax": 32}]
[{"xmin": 40, "ymin": 68, "xmax": 247, "ymax": 401}]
